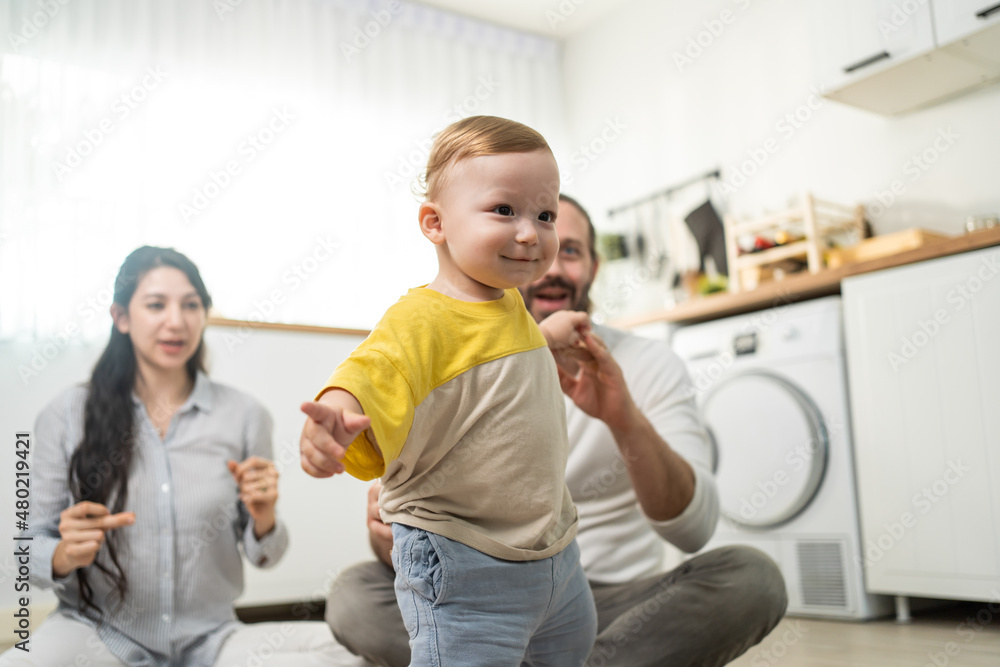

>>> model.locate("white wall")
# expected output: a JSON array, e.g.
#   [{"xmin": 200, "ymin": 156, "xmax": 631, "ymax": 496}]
[
  {"xmin": 0, "ymin": 324, "xmax": 373, "ymax": 632},
  {"xmin": 560, "ymin": 0, "xmax": 1000, "ymax": 286}
]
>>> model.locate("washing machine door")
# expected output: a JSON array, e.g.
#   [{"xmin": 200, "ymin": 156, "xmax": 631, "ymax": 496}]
[{"xmin": 702, "ymin": 369, "xmax": 828, "ymax": 529}]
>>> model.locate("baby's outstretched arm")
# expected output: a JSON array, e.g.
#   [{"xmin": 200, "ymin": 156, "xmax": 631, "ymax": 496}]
[{"xmin": 299, "ymin": 389, "xmax": 372, "ymax": 478}]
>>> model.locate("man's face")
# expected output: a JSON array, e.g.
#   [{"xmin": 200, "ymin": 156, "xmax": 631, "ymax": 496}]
[{"xmin": 520, "ymin": 200, "xmax": 598, "ymax": 323}]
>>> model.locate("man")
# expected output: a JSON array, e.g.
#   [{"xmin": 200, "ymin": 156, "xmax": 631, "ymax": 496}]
[{"xmin": 325, "ymin": 194, "xmax": 787, "ymax": 666}]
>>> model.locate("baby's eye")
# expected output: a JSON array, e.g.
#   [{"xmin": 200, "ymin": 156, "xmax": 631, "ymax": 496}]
[
  {"xmin": 495, "ymin": 205, "xmax": 513, "ymax": 216},
  {"xmin": 538, "ymin": 211, "xmax": 555, "ymax": 223}
]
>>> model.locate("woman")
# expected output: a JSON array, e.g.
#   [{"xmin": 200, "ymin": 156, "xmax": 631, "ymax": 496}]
[{"xmin": 4, "ymin": 247, "xmax": 363, "ymax": 666}]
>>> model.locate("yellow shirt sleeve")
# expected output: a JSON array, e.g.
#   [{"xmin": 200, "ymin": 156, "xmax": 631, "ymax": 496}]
[{"xmin": 318, "ymin": 344, "xmax": 415, "ymax": 481}]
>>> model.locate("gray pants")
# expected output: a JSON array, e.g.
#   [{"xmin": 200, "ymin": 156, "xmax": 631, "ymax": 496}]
[{"xmin": 326, "ymin": 545, "xmax": 787, "ymax": 667}]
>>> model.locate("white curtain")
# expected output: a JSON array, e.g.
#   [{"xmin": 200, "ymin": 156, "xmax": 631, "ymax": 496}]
[{"xmin": 0, "ymin": 0, "xmax": 565, "ymax": 339}]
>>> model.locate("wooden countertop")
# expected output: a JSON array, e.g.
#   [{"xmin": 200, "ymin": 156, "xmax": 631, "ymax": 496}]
[
  {"xmin": 611, "ymin": 226, "xmax": 1000, "ymax": 328},
  {"xmin": 206, "ymin": 315, "xmax": 371, "ymax": 337}
]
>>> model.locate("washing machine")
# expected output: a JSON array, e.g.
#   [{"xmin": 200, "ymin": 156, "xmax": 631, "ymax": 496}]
[{"xmin": 671, "ymin": 295, "xmax": 892, "ymax": 620}]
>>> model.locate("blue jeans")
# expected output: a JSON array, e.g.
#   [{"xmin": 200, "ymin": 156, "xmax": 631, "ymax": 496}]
[{"xmin": 390, "ymin": 524, "xmax": 597, "ymax": 667}]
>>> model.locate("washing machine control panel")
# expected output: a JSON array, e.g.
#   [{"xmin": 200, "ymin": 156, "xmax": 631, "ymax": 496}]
[{"xmin": 733, "ymin": 331, "xmax": 757, "ymax": 356}]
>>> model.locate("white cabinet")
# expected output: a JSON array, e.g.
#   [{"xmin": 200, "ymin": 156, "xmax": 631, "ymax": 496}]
[
  {"xmin": 810, "ymin": 0, "xmax": 1000, "ymax": 114},
  {"xmin": 813, "ymin": 0, "xmax": 936, "ymax": 93},
  {"xmin": 934, "ymin": 0, "xmax": 1000, "ymax": 45},
  {"xmin": 202, "ymin": 326, "xmax": 374, "ymax": 606},
  {"xmin": 934, "ymin": 0, "xmax": 1000, "ymax": 73},
  {"xmin": 842, "ymin": 247, "xmax": 1000, "ymax": 602}
]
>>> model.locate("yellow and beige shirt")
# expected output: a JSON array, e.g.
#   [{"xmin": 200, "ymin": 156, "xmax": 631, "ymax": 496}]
[{"xmin": 318, "ymin": 287, "xmax": 577, "ymax": 561}]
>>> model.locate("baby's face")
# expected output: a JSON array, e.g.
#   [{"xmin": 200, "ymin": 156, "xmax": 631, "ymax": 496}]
[{"xmin": 431, "ymin": 150, "xmax": 560, "ymax": 300}]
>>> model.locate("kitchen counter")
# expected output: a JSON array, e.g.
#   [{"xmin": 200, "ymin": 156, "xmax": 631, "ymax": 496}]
[
  {"xmin": 205, "ymin": 315, "xmax": 370, "ymax": 336},
  {"xmin": 610, "ymin": 226, "xmax": 1000, "ymax": 328}
]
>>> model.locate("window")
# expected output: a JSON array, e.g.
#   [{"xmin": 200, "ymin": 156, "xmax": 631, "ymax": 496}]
[{"xmin": 0, "ymin": 0, "xmax": 565, "ymax": 339}]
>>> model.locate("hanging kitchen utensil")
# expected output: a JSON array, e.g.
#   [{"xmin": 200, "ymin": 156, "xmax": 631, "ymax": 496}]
[
  {"xmin": 631, "ymin": 203, "xmax": 646, "ymax": 267},
  {"xmin": 599, "ymin": 210, "xmax": 629, "ymax": 262},
  {"xmin": 684, "ymin": 199, "xmax": 729, "ymax": 276},
  {"xmin": 649, "ymin": 195, "xmax": 669, "ymax": 279}
]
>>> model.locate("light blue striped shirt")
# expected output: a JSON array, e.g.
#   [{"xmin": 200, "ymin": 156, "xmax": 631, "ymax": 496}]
[{"xmin": 26, "ymin": 371, "xmax": 289, "ymax": 666}]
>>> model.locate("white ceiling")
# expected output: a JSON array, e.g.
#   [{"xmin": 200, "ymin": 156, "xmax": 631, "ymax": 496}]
[{"xmin": 413, "ymin": 0, "xmax": 634, "ymax": 39}]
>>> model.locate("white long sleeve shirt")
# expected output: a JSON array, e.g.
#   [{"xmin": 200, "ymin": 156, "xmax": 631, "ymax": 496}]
[{"xmin": 565, "ymin": 325, "xmax": 720, "ymax": 584}]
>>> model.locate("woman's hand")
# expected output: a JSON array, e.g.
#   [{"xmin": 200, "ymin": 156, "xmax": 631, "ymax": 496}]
[
  {"xmin": 228, "ymin": 456, "xmax": 278, "ymax": 539},
  {"xmin": 52, "ymin": 501, "xmax": 135, "ymax": 578}
]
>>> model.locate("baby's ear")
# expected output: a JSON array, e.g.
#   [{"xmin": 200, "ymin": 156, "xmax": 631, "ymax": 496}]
[{"xmin": 418, "ymin": 202, "xmax": 445, "ymax": 244}]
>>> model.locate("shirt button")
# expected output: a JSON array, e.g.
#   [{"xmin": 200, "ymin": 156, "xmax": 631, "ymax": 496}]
[
  {"xmin": 161, "ymin": 483, "xmax": 170, "ymax": 493},
  {"xmin": 162, "ymin": 614, "xmax": 170, "ymax": 623}
]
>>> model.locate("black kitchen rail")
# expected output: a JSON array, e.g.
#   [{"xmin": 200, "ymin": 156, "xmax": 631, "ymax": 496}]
[{"xmin": 607, "ymin": 168, "xmax": 721, "ymax": 218}]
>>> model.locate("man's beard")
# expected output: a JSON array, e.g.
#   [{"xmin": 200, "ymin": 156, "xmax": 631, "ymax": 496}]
[{"xmin": 521, "ymin": 276, "xmax": 592, "ymax": 320}]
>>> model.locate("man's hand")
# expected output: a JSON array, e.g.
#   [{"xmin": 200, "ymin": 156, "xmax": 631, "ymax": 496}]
[
  {"xmin": 560, "ymin": 331, "xmax": 697, "ymax": 521},
  {"xmin": 365, "ymin": 482, "xmax": 393, "ymax": 567},
  {"xmin": 299, "ymin": 396, "xmax": 371, "ymax": 478},
  {"xmin": 228, "ymin": 456, "xmax": 278, "ymax": 538},
  {"xmin": 52, "ymin": 501, "xmax": 134, "ymax": 578},
  {"xmin": 557, "ymin": 332, "xmax": 638, "ymax": 433}
]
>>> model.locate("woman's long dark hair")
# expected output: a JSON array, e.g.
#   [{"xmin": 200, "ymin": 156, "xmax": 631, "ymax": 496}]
[{"xmin": 69, "ymin": 246, "xmax": 212, "ymax": 618}]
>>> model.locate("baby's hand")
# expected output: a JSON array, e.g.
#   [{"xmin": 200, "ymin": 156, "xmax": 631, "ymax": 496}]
[
  {"xmin": 299, "ymin": 400, "xmax": 370, "ymax": 478},
  {"xmin": 539, "ymin": 310, "xmax": 591, "ymax": 350},
  {"xmin": 539, "ymin": 311, "xmax": 596, "ymax": 376}
]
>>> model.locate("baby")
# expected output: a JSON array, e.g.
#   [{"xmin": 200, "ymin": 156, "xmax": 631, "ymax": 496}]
[{"xmin": 300, "ymin": 115, "xmax": 597, "ymax": 665}]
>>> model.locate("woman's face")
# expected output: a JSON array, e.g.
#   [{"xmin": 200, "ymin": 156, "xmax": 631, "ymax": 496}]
[{"xmin": 113, "ymin": 266, "xmax": 207, "ymax": 376}]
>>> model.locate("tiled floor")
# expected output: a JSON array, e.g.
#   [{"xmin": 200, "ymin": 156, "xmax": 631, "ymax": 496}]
[
  {"xmin": 731, "ymin": 602, "xmax": 1000, "ymax": 666},
  {"xmin": 3, "ymin": 602, "xmax": 999, "ymax": 664}
]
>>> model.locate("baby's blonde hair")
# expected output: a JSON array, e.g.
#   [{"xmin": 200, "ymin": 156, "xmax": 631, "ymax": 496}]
[{"xmin": 417, "ymin": 116, "xmax": 552, "ymax": 201}]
